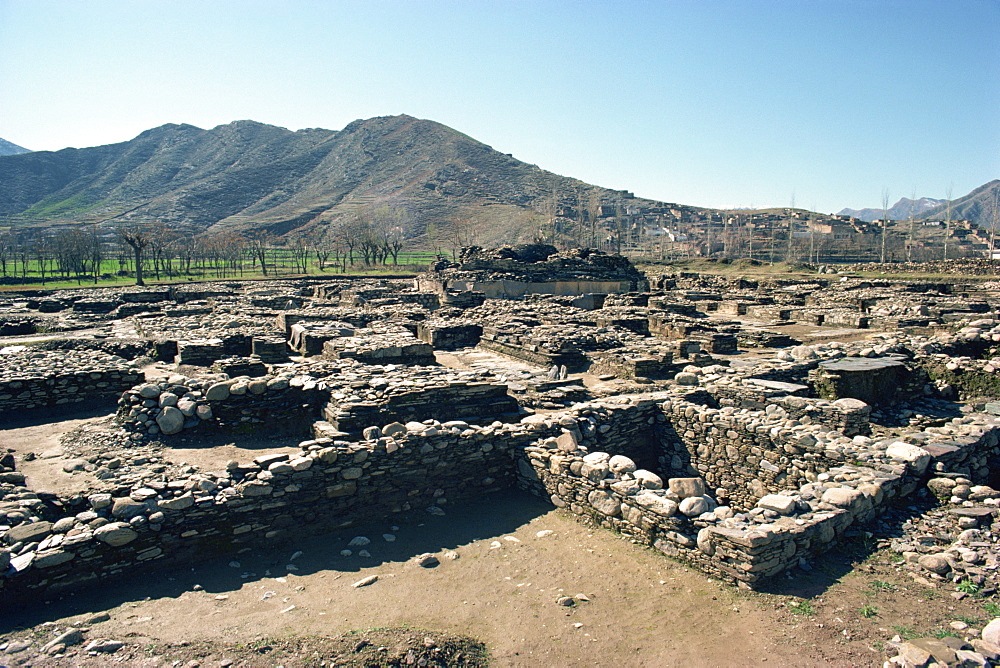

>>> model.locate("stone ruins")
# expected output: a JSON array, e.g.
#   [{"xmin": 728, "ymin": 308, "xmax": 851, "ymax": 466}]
[{"xmin": 6, "ymin": 243, "xmax": 1000, "ymax": 629}]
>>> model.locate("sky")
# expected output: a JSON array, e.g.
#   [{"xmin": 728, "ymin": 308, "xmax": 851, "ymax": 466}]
[{"xmin": 1, "ymin": 0, "xmax": 997, "ymax": 214}]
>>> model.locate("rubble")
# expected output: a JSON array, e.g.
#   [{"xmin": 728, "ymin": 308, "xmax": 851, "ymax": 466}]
[{"xmin": 7, "ymin": 253, "xmax": 1000, "ymax": 630}]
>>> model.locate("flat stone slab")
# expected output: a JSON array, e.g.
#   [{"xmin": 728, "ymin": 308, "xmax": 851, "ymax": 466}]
[
  {"xmin": 745, "ymin": 378, "xmax": 810, "ymax": 393},
  {"xmin": 948, "ymin": 507, "xmax": 997, "ymax": 519},
  {"xmin": 818, "ymin": 356, "xmax": 906, "ymax": 372}
]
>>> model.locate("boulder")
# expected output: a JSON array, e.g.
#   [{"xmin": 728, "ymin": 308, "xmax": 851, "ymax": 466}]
[
  {"xmin": 155, "ymin": 406, "xmax": 185, "ymax": 435},
  {"xmin": 886, "ymin": 441, "xmax": 931, "ymax": 475},
  {"xmin": 608, "ymin": 455, "xmax": 637, "ymax": 475},
  {"xmin": 632, "ymin": 469, "xmax": 663, "ymax": 489},
  {"xmin": 983, "ymin": 619, "xmax": 1000, "ymax": 647},
  {"xmin": 821, "ymin": 487, "xmax": 861, "ymax": 508},
  {"xmin": 634, "ymin": 491, "xmax": 677, "ymax": 517},
  {"xmin": 94, "ymin": 522, "xmax": 138, "ymax": 547},
  {"xmin": 679, "ymin": 496, "xmax": 710, "ymax": 517},
  {"xmin": 112, "ymin": 497, "xmax": 147, "ymax": 519},
  {"xmin": 5, "ymin": 521, "xmax": 53, "ymax": 544},
  {"xmin": 205, "ymin": 381, "xmax": 231, "ymax": 401},
  {"xmin": 587, "ymin": 489, "xmax": 621, "ymax": 516},
  {"xmin": 668, "ymin": 477, "xmax": 706, "ymax": 499},
  {"xmin": 917, "ymin": 553, "xmax": 951, "ymax": 575},
  {"xmin": 757, "ymin": 494, "xmax": 797, "ymax": 515},
  {"xmin": 674, "ymin": 372, "xmax": 699, "ymax": 386}
]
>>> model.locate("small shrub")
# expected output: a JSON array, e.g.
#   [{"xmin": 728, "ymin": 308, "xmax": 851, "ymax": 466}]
[
  {"xmin": 859, "ymin": 604, "xmax": 879, "ymax": 618},
  {"xmin": 957, "ymin": 580, "xmax": 981, "ymax": 595},
  {"xmin": 789, "ymin": 600, "xmax": 815, "ymax": 616}
]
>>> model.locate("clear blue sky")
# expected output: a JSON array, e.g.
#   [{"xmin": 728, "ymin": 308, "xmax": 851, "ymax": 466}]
[{"xmin": 1, "ymin": 0, "xmax": 997, "ymax": 213}]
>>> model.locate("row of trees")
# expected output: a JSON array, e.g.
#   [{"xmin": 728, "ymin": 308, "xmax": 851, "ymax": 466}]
[{"xmin": 0, "ymin": 208, "xmax": 412, "ymax": 285}]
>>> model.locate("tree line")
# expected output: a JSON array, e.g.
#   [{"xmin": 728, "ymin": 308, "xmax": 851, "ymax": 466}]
[{"xmin": 0, "ymin": 207, "xmax": 413, "ymax": 286}]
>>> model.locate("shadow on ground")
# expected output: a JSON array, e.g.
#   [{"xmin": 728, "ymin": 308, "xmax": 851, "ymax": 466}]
[
  {"xmin": 0, "ymin": 488, "xmax": 553, "ymax": 632},
  {"xmin": 0, "ymin": 403, "xmax": 115, "ymax": 430}
]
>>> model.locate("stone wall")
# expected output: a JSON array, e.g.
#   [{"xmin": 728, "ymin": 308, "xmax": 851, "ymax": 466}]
[
  {"xmin": 0, "ymin": 420, "xmax": 545, "ymax": 605},
  {"xmin": 0, "ymin": 351, "xmax": 143, "ymax": 416},
  {"xmin": 8, "ymin": 384, "xmax": 1000, "ymax": 601},
  {"xmin": 116, "ymin": 374, "xmax": 323, "ymax": 438}
]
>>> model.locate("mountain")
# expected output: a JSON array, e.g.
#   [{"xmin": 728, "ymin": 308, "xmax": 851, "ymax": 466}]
[
  {"xmin": 0, "ymin": 116, "xmax": 693, "ymax": 246},
  {"xmin": 0, "ymin": 138, "xmax": 31, "ymax": 156},
  {"xmin": 915, "ymin": 180, "xmax": 1000, "ymax": 228},
  {"xmin": 838, "ymin": 196, "xmax": 945, "ymax": 222}
]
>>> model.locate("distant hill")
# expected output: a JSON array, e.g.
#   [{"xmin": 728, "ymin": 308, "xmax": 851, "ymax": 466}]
[
  {"xmin": 0, "ymin": 115, "xmax": 699, "ymax": 246},
  {"xmin": 838, "ymin": 196, "xmax": 944, "ymax": 222},
  {"xmin": 0, "ymin": 138, "xmax": 30, "ymax": 156},
  {"xmin": 916, "ymin": 180, "xmax": 1000, "ymax": 228}
]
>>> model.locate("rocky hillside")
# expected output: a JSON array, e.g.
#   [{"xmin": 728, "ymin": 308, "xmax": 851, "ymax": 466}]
[
  {"xmin": 916, "ymin": 180, "xmax": 1000, "ymax": 228},
  {"xmin": 838, "ymin": 196, "xmax": 944, "ymax": 222},
  {"xmin": 0, "ymin": 137, "xmax": 30, "ymax": 156},
  {"xmin": 0, "ymin": 116, "xmax": 687, "ymax": 246}
]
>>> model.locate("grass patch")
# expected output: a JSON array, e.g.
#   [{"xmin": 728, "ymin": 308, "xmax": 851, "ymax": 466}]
[
  {"xmin": 859, "ymin": 604, "xmax": 879, "ymax": 619},
  {"xmin": 788, "ymin": 600, "xmax": 815, "ymax": 616},
  {"xmin": 870, "ymin": 580, "xmax": 897, "ymax": 593}
]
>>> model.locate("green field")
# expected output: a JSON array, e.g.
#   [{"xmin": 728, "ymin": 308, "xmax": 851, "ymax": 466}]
[{"xmin": 0, "ymin": 249, "xmax": 437, "ymax": 292}]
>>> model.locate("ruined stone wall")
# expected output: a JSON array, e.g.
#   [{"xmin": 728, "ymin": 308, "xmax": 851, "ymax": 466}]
[
  {"xmin": 514, "ymin": 400, "xmax": 1000, "ymax": 587},
  {"xmin": 0, "ymin": 351, "xmax": 143, "ymax": 416},
  {"xmin": 8, "ymin": 389, "xmax": 1000, "ymax": 601},
  {"xmin": 657, "ymin": 396, "xmax": 851, "ymax": 509},
  {"xmin": 0, "ymin": 422, "xmax": 547, "ymax": 605},
  {"xmin": 117, "ymin": 375, "xmax": 324, "ymax": 438}
]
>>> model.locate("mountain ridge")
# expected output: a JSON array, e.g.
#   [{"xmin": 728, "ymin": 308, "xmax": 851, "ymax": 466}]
[
  {"xmin": 0, "ymin": 137, "xmax": 31, "ymax": 156},
  {"xmin": 915, "ymin": 180, "xmax": 1000, "ymax": 227},
  {"xmin": 838, "ymin": 196, "xmax": 945, "ymax": 222},
  {"xmin": 0, "ymin": 115, "xmax": 692, "ymax": 245}
]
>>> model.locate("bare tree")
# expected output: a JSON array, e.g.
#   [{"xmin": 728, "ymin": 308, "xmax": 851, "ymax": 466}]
[
  {"xmin": 907, "ymin": 188, "xmax": 917, "ymax": 262},
  {"xmin": 246, "ymin": 231, "xmax": 272, "ymax": 276},
  {"xmin": 0, "ymin": 232, "xmax": 10, "ymax": 277},
  {"xmin": 311, "ymin": 229, "xmax": 332, "ymax": 271},
  {"xmin": 117, "ymin": 223, "xmax": 153, "ymax": 286},
  {"xmin": 880, "ymin": 188, "xmax": 890, "ymax": 263},
  {"xmin": 289, "ymin": 236, "xmax": 311, "ymax": 274},
  {"xmin": 944, "ymin": 184, "xmax": 953, "ymax": 260}
]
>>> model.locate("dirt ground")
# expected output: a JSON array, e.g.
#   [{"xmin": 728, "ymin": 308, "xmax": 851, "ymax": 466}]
[
  {"xmin": 4, "ymin": 487, "xmax": 810, "ymax": 667},
  {"xmin": 5, "ymin": 477, "xmax": 993, "ymax": 667}
]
